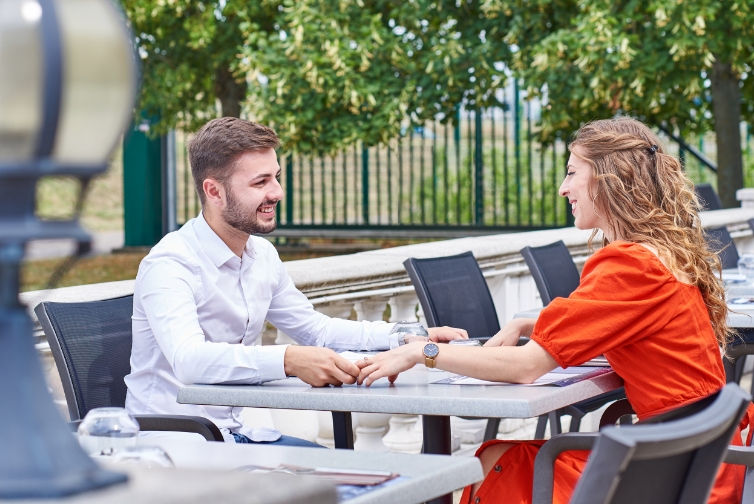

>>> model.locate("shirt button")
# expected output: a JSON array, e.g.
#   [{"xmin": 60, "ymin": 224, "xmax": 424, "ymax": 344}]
[
  {"xmin": 494, "ymin": 465, "xmax": 502, "ymax": 473},
  {"xmin": 474, "ymin": 497, "xmax": 481, "ymax": 503}
]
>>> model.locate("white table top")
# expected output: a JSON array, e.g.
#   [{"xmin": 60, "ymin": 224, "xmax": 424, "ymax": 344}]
[
  {"xmin": 134, "ymin": 436, "xmax": 483, "ymax": 504},
  {"xmin": 15, "ymin": 465, "xmax": 336, "ymax": 504},
  {"xmin": 178, "ymin": 365, "xmax": 622, "ymax": 419}
]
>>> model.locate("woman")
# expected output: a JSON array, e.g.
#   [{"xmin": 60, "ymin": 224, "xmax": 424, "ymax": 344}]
[{"xmin": 356, "ymin": 117, "xmax": 753, "ymax": 504}]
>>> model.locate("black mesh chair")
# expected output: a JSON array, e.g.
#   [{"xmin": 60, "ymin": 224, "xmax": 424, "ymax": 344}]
[
  {"xmin": 404, "ymin": 252, "xmax": 507, "ymax": 442},
  {"xmin": 696, "ymin": 183, "xmax": 724, "ymax": 211},
  {"xmin": 520, "ymin": 241, "xmax": 626, "ymax": 438},
  {"xmin": 520, "ymin": 240, "xmax": 581, "ymax": 306},
  {"xmin": 533, "ymin": 383, "xmax": 752, "ymax": 504},
  {"xmin": 705, "ymin": 226, "xmax": 740, "ymax": 270},
  {"xmin": 35, "ymin": 295, "xmax": 224, "ymax": 441},
  {"xmin": 404, "ymin": 252, "xmax": 500, "ymax": 341}
]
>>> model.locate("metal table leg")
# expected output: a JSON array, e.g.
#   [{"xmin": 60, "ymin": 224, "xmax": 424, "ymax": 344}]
[
  {"xmin": 331, "ymin": 411, "xmax": 354, "ymax": 449},
  {"xmin": 422, "ymin": 415, "xmax": 453, "ymax": 504}
]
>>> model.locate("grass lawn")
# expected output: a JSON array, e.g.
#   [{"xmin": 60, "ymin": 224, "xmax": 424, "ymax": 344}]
[
  {"xmin": 22, "ymin": 253, "xmax": 147, "ymax": 292},
  {"xmin": 20, "ymin": 247, "xmax": 347, "ymax": 293}
]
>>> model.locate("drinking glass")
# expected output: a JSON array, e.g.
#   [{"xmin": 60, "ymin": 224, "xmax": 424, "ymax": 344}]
[
  {"xmin": 109, "ymin": 446, "xmax": 174, "ymax": 469},
  {"xmin": 77, "ymin": 407, "xmax": 139, "ymax": 456},
  {"xmin": 388, "ymin": 321, "xmax": 429, "ymax": 350},
  {"xmin": 738, "ymin": 254, "xmax": 754, "ymax": 283}
]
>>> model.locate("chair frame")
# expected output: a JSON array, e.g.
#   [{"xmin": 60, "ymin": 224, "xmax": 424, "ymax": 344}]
[
  {"xmin": 532, "ymin": 386, "xmax": 754, "ymax": 504},
  {"xmin": 35, "ymin": 298, "xmax": 224, "ymax": 442}
]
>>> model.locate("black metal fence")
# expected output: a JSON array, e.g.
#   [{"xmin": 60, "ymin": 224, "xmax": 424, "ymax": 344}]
[{"xmin": 173, "ymin": 91, "xmax": 742, "ymax": 234}]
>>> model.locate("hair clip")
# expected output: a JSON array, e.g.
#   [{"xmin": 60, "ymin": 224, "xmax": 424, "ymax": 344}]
[{"xmin": 649, "ymin": 145, "xmax": 658, "ymax": 154}]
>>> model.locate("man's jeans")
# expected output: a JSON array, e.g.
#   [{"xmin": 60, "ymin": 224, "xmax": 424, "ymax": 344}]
[{"xmin": 232, "ymin": 432, "xmax": 324, "ymax": 448}]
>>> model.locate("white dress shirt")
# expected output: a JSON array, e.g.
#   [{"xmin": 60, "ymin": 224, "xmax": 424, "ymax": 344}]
[{"xmin": 124, "ymin": 213, "xmax": 392, "ymax": 442}]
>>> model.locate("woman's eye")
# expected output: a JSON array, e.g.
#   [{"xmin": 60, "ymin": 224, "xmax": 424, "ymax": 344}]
[{"xmin": 567, "ymin": 171, "xmax": 575, "ymax": 177}]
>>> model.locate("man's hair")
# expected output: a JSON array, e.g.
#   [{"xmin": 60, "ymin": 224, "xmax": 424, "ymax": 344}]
[{"xmin": 188, "ymin": 117, "xmax": 280, "ymax": 205}]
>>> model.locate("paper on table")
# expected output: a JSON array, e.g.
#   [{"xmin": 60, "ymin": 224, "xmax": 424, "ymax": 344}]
[{"xmin": 430, "ymin": 366, "xmax": 612, "ymax": 387}]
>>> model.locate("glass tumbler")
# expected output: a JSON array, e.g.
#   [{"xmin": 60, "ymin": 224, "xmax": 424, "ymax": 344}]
[
  {"xmin": 77, "ymin": 407, "xmax": 140, "ymax": 456},
  {"xmin": 388, "ymin": 321, "xmax": 429, "ymax": 350},
  {"xmin": 109, "ymin": 446, "xmax": 174, "ymax": 469},
  {"xmin": 738, "ymin": 254, "xmax": 754, "ymax": 284}
]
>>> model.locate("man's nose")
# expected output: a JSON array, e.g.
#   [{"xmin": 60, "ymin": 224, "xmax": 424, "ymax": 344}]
[{"xmin": 270, "ymin": 178, "xmax": 285, "ymax": 201}]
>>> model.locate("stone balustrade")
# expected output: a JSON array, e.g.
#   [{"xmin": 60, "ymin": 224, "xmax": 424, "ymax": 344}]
[{"xmin": 24, "ymin": 205, "xmax": 754, "ymax": 454}]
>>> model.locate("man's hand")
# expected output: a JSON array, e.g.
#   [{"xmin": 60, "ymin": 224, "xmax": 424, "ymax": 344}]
[
  {"xmin": 427, "ymin": 326, "xmax": 468, "ymax": 342},
  {"xmin": 284, "ymin": 346, "xmax": 360, "ymax": 387},
  {"xmin": 484, "ymin": 318, "xmax": 536, "ymax": 347}
]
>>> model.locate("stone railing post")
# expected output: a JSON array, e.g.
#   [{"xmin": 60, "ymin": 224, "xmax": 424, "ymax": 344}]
[
  {"xmin": 353, "ymin": 299, "xmax": 392, "ymax": 452},
  {"xmin": 382, "ymin": 294, "xmax": 423, "ymax": 453}
]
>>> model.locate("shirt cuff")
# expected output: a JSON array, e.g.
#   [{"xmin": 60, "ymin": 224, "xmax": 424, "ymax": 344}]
[
  {"xmin": 254, "ymin": 344, "xmax": 289, "ymax": 382},
  {"xmin": 369, "ymin": 322, "xmax": 395, "ymax": 351}
]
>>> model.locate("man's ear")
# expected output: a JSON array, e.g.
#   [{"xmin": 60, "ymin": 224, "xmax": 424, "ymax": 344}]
[{"xmin": 203, "ymin": 178, "xmax": 224, "ymax": 210}]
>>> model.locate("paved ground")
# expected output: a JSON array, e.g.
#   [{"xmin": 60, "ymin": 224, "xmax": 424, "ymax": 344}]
[{"xmin": 25, "ymin": 230, "xmax": 125, "ymax": 260}]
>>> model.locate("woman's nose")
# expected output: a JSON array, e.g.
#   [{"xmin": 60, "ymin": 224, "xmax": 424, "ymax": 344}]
[{"xmin": 558, "ymin": 178, "xmax": 568, "ymax": 197}]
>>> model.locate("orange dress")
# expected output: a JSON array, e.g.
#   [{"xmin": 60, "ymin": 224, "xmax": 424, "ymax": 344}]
[{"xmin": 461, "ymin": 241, "xmax": 754, "ymax": 504}]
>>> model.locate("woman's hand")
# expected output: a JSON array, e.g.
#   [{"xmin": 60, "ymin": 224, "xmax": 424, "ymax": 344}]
[
  {"xmin": 356, "ymin": 342, "xmax": 425, "ymax": 386},
  {"xmin": 484, "ymin": 318, "xmax": 536, "ymax": 347},
  {"xmin": 427, "ymin": 326, "xmax": 468, "ymax": 342}
]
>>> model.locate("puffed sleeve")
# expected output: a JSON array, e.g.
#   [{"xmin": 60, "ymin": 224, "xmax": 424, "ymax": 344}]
[{"xmin": 530, "ymin": 242, "xmax": 679, "ymax": 368}]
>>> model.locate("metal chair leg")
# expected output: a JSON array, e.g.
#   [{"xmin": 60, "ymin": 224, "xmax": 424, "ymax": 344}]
[{"xmin": 483, "ymin": 418, "xmax": 501, "ymax": 442}]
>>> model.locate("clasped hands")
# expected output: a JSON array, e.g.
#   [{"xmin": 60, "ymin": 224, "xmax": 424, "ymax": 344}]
[{"xmin": 283, "ymin": 326, "xmax": 468, "ymax": 387}]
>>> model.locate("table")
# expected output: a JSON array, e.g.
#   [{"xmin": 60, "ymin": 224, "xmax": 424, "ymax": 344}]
[
  {"xmin": 134, "ymin": 436, "xmax": 483, "ymax": 504},
  {"xmin": 178, "ymin": 366, "xmax": 622, "ymax": 503},
  {"xmin": 13, "ymin": 465, "xmax": 336, "ymax": 504}
]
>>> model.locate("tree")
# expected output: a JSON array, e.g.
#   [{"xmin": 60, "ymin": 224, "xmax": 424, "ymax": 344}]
[
  {"xmin": 483, "ymin": 0, "xmax": 754, "ymax": 207},
  {"xmin": 120, "ymin": 0, "xmax": 279, "ymax": 132},
  {"xmin": 120, "ymin": 0, "xmax": 509, "ymax": 151},
  {"xmin": 239, "ymin": 0, "xmax": 508, "ymax": 153}
]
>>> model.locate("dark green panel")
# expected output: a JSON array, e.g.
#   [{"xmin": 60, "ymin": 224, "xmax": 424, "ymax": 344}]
[{"xmin": 123, "ymin": 121, "xmax": 163, "ymax": 247}]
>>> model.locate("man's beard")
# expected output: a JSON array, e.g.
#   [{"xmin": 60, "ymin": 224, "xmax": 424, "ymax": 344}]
[{"xmin": 222, "ymin": 185, "xmax": 277, "ymax": 235}]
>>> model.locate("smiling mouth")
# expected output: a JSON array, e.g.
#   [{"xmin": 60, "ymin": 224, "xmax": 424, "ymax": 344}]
[{"xmin": 257, "ymin": 201, "xmax": 277, "ymax": 215}]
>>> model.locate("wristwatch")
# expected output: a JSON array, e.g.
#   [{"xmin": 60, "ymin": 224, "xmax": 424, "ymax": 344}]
[{"xmin": 423, "ymin": 343, "xmax": 440, "ymax": 368}]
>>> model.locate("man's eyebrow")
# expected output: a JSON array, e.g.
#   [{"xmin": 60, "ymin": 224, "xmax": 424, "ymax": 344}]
[{"xmin": 250, "ymin": 170, "xmax": 280, "ymax": 182}]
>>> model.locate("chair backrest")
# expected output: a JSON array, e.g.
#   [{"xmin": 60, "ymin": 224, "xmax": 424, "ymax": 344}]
[
  {"xmin": 520, "ymin": 241, "xmax": 581, "ymax": 306},
  {"xmin": 35, "ymin": 296, "xmax": 134, "ymax": 421},
  {"xmin": 403, "ymin": 252, "xmax": 500, "ymax": 339},
  {"xmin": 570, "ymin": 384, "xmax": 751, "ymax": 504},
  {"xmin": 695, "ymin": 183, "xmax": 723, "ymax": 211},
  {"xmin": 705, "ymin": 226, "xmax": 740, "ymax": 270}
]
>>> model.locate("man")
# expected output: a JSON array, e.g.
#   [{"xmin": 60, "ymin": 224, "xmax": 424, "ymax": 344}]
[{"xmin": 124, "ymin": 117, "xmax": 467, "ymax": 445}]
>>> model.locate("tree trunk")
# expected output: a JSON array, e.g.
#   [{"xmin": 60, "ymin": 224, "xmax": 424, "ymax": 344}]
[
  {"xmin": 710, "ymin": 59, "xmax": 743, "ymax": 208},
  {"xmin": 214, "ymin": 65, "xmax": 246, "ymax": 118}
]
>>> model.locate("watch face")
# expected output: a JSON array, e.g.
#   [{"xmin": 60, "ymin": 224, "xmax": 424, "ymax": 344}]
[{"xmin": 423, "ymin": 343, "xmax": 440, "ymax": 358}]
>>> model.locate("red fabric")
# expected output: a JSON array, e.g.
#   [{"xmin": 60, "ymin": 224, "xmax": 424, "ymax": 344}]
[{"xmin": 461, "ymin": 242, "xmax": 750, "ymax": 504}]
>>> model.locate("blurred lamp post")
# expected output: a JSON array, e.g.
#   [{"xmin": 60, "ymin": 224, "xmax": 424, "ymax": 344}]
[{"xmin": 0, "ymin": 0, "xmax": 137, "ymax": 497}]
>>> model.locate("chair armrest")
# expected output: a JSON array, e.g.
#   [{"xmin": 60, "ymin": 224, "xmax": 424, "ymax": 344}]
[
  {"xmin": 532, "ymin": 433, "xmax": 598, "ymax": 504},
  {"xmin": 598, "ymin": 399, "xmax": 635, "ymax": 429},
  {"xmin": 134, "ymin": 415, "xmax": 224, "ymax": 442},
  {"xmin": 724, "ymin": 445, "xmax": 754, "ymax": 466}
]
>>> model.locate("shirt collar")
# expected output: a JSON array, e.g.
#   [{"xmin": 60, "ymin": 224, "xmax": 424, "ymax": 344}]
[{"xmin": 194, "ymin": 212, "xmax": 238, "ymax": 268}]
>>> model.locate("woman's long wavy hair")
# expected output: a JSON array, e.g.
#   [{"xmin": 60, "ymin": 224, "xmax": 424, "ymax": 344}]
[{"xmin": 569, "ymin": 117, "xmax": 732, "ymax": 351}]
